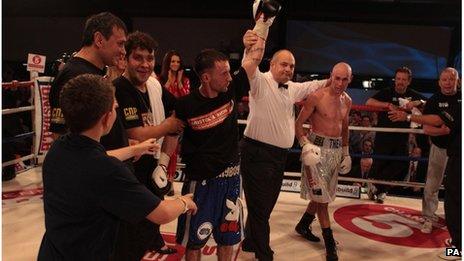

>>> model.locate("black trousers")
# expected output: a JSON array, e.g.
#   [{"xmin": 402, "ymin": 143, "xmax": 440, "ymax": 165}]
[
  {"xmin": 371, "ymin": 133, "xmax": 409, "ymax": 195},
  {"xmin": 444, "ymin": 154, "xmax": 461, "ymax": 251},
  {"xmin": 111, "ymin": 160, "xmax": 165, "ymax": 261},
  {"xmin": 240, "ymin": 137, "xmax": 288, "ymax": 261},
  {"xmin": 111, "ymin": 220, "xmax": 164, "ymax": 261}
]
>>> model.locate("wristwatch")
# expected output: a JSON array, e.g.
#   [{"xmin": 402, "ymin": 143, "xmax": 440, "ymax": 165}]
[
  {"xmin": 406, "ymin": 114, "xmax": 411, "ymax": 122},
  {"xmin": 178, "ymin": 196, "xmax": 189, "ymax": 214}
]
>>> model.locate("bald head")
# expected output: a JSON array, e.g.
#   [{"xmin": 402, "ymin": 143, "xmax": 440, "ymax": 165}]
[
  {"xmin": 271, "ymin": 49, "xmax": 294, "ymax": 63},
  {"xmin": 331, "ymin": 62, "xmax": 352, "ymax": 76},
  {"xmin": 439, "ymin": 67, "xmax": 459, "ymax": 95},
  {"xmin": 329, "ymin": 62, "xmax": 352, "ymax": 95},
  {"xmin": 441, "ymin": 67, "xmax": 459, "ymax": 79},
  {"xmin": 270, "ymin": 49, "xmax": 295, "ymax": 84}
]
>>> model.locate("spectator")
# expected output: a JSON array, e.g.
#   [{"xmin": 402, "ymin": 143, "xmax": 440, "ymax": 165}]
[
  {"xmin": 105, "ymin": 53, "xmax": 127, "ymax": 82},
  {"xmin": 365, "ymin": 66, "xmax": 427, "ymax": 204},
  {"xmin": 158, "ymin": 50, "xmax": 191, "ymax": 195},
  {"xmin": 361, "ymin": 138, "xmax": 374, "ymax": 155},
  {"xmin": 37, "ymin": 74, "xmax": 197, "ymax": 260}
]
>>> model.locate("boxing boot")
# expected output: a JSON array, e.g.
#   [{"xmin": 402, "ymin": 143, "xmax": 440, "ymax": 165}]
[
  {"xmin": 295, "ymin": 212, "xmax": 320, "ymax": 242},
  {"xmin": 322, "ymin": 227, "xmax": 338, "ymax": 261}
]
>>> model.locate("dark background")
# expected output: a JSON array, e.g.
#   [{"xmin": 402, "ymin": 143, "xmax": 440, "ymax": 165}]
[{"xmin": 3, "ymin": 0, "xmax": 462, "ymax": 93}]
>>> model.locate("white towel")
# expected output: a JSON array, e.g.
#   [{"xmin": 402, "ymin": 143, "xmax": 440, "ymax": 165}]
[{"xmin": 146, "ymin": 76, "xmax": 165, "ymax": 159}]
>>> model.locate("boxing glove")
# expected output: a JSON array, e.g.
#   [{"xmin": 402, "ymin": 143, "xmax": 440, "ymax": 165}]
[
  {"xmin": 339, "ymin": 146, "xmax": 352, "ymax": 175},
  {"xmin": 152, "ymin": 152, "xmax": 171, "ymax": 195},
  {"xmin": 252, "ymin": 0, "xmax": 281, "ymax": 39},
  {"xmin": 301, "ymin": 141, "xmax": 321, "ymax": 167}
]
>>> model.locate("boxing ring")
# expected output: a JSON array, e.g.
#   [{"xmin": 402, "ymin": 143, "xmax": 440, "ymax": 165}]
[
  {"xmin": 2, "ymin": 76, "xmax": 54, "ymax": 174},
  {"xmin": 2, "ymin": 94, "xmax": 451, "ymax": 260}
]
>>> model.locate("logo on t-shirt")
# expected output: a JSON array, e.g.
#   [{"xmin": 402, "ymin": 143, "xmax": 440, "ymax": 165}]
[
  {"xmin": 123, "ymin": 107, "xmax": 139, "ymax": 121},
  {"xmin": 51, "ymin": 108, "xmax": 65, "ymax": 124},
  {"xmin": 438, "ymin": 102, "xmax": 449, "ymax": 108},
  {"xmin": 141, "ymin": 112, "xmax": 154, "ymax": 127},
  {"xmin": 188, "ymin": 101, "xmax": 234, "ymax": 131}
]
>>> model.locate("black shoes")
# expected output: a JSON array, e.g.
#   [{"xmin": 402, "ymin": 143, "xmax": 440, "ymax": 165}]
[
  {"xmin": 241, "ymin": 242, "xmax": 255, "ymax": 253},
  {"xmin": 295, "ymin": 222, "xmax": 321, "ymax": 242},
  {"xmin": 241, "ymin": 238, "xmax": 255, "ymax": 253},
  {"xmin": 155, "ymin": 246, "xmax": 177, "ymax": 255}
]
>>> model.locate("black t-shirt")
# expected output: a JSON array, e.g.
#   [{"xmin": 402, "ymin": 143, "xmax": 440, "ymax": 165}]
[
  {"xmin": 49, "ymin": 57, "xmax": 105, "ymax": 134},
  {"xmin": 175, "ymin": 67, "xmax": 250, "ymax": 180},
  {"xmin": 372, "ymin": 87, "xmax": 427, "ymax": 128},
  {"xmin": 38, "ymin": 133, "xmax": 160, "ymax": 261},
  {"xmin": 371, "ymin": 87, "xmax": 427, "ymax": 147},
  {"xmin": 113, "ymin": 76, "xmax": 176, "ymax": 192},
  {"xmin": 423, "ymin": 92, "xmax": 460, "ymax": 148},
  {"xmin": 438, "ymin": 92, "xmax": 462, "ymax": 156},
  {"xmin": 48, "ymin": 56, "xmax": 130, "ymax": 154}
]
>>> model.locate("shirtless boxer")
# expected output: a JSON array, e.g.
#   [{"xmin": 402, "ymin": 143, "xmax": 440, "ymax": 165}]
[{"xmin": 295, "ymin": 62, "xmax": 353, "ymax": 261}]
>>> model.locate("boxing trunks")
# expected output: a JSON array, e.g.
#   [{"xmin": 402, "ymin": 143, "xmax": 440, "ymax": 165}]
[
  {"xmin": 300, "ymin": 133, "xmax": 343, "ymax": 203},
  {"xmin": 176, "ymin": 161, "xmax": 243, "ymax": 249}
]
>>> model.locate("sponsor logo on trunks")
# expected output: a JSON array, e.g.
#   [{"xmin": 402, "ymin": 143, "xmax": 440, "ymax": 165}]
[
  {"xmin": 188, "ymin": 101, "xmax": 234, "ymax": 131},
  {"xmin": 334, "ymin": 204, "xmax": 449, "ymax": 248},
  {"xmin": 220, "ymin": 199, "xmax": 241, "ymax": 233},
  {"xmin": 197, "ymin": 222, "xmax": 213, "ymax": 240},
  {"xmin": 123, "ymin": 107, "xmax": 139, "ymax": 121},
  {"xmin": 220, "ymin": 221, "xmax": 239, "ymax": 233}
]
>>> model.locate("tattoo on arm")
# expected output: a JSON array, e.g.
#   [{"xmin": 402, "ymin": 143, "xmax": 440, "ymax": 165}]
[{"xmin": 247, "ymin": 47, "xmax": 264, "ymax": 53}]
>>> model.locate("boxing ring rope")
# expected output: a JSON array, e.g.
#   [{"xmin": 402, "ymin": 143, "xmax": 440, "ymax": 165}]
[
  {"xmin": 2, "ymin": 106, "xmax": 35, "ymax": 115},
  {"xmin": 336, "ymin": 177, "xmax": 443, "ymax": 189},
  {"xmin": 2, "ymin": 154, "xmax": 36, "ymax": 168},
  {"xmin": 237, "ymin": 119, "xmax": 434, "ymax": 189},
  {"xmin": 2, "ymin": 80, "xmax": 38, "ymax": 171},
  {"xmin": 237, "ymin": 99, "xmax": 436, "ymax": 192},
  {"xmin": 2, "ymin": 80, "xmax": 35, "ymax": 89},
  {"xmin": 238, "ymin": 119, "xmax": 424, "ymax": 134}
]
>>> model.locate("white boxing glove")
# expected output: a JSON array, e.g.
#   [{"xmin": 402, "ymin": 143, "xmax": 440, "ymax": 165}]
[
  {"xmin": 300, "ymin": 140, "xmax": 321, "ymax": 167},
  {"xmin": 398, "ymin": 97, "xmax": 409, "ymax": 109},
  {"xmin": 339, "ymin": 146, "xmax": 352, "ymax": 175},
  {"xmin": 152, "ymin": 152, "xmax": 170, "ymax": 189},
  {"xmin": 252, "ymin": 0, "xmax": 281, "ymax": 39},
  {"xmin": 410, "ymin": 107, "xmax": 422, "ymax": 128}
]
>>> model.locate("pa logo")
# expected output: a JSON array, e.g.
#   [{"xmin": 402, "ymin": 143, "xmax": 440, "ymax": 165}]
[{"xmin": 445, "ymin": 248, "xmax": 461, "ymax": 257}]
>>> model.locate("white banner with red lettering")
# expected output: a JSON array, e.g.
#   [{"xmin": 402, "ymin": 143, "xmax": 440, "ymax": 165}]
[{"xmin": 34, "ymin": 76, "xmax": 54, "ymax": 161}]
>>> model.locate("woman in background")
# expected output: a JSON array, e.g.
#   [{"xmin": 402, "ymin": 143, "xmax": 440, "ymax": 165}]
[
  {"xmin": 159, "ymin": 50, "xmax": 190, "ymax": 98},
  {"xmin": 158, "ymin": 50, "xmax": 190, "ymax": 195}
]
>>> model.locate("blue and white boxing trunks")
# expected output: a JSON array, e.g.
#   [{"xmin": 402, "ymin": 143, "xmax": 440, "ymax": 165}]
[{"xmin": 176, "ymin": 161, "xmax": 243, "ymax": 249}]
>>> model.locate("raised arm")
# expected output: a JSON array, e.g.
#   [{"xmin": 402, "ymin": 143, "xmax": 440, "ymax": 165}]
[
  {"xmin": 242, "ymin": 30, "xmax": 265, "ymax": 80},
  {"xmin": 242, "ymin": 0, "xmax": 281, "ymax": 79}
]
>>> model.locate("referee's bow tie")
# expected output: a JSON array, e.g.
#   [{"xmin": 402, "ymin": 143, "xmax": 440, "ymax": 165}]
[{"xmin": 278, "ymin": 83, "xmax": 288, "ymax": 89}]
